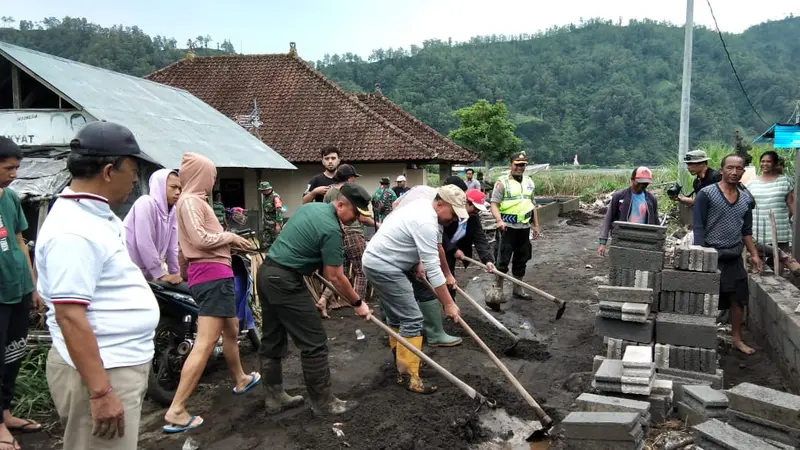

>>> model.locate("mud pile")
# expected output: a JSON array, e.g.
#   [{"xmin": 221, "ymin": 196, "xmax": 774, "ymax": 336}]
[
  {"xmin": 285, "ymin": 365, "xmax": 545, "ymax": 450},
  {"xmin": 444, "ymin": 318, "xmax": 552, "ymax": 362}
]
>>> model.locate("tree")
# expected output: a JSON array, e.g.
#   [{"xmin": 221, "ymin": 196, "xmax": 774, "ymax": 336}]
[
  {"xmin": 220, "ymin": 39, "xmax": 236, "ymax": 54},
  {"xmin": 0, "ymin": 17, "xmax": 14, "ymax": 28},
  {"xmin": 448, "ymin": 99, "xmax": 523, "ymax": 163}
]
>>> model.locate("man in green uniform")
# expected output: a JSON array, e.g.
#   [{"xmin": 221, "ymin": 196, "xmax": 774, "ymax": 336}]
[
  {"xmin": 212, "ymin": 191, "xmax": 227, "ymax": 229},
  {"xmin": 257, "ymin": 183, "xmax": 372, "ymax": 416},
  {"xmin": 0, "ymin": 137, "xmax": 44, "ymax": 446},
  {"xmin": 372, "ymin": 177, "xmax": 397, "ymax": 226},
  {"xmin": 258, "ymin": 181, "xmax": 283, "ymax": 250},
  {"xmin": 487, "ymin": 151, "xmax": 541, "ymax": 310}
]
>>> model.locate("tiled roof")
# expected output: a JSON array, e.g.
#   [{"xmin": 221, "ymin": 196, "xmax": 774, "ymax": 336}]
[
  {"xmin": 356, "ymin": 92, "xmax": 477, "ymax": 163},
  {"xmin": 146, "ymin": 53, "xmax": 474, "ymax": 163}
]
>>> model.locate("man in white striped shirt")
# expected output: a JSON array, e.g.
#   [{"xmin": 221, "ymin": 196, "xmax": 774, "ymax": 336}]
[{"xmin": 362, "ymin": 185, "xmax": 467, "ymax": 394}]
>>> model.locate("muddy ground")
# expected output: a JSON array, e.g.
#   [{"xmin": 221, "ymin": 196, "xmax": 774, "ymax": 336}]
[{"xmin": 20, "ymin": 214, "xmax": 795, "ymax": 450}]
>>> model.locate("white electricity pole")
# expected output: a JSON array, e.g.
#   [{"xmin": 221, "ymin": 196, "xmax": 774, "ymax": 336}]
[{"xmin": 678, "ymin": 0, "xmax": 694, "ymax": 181}]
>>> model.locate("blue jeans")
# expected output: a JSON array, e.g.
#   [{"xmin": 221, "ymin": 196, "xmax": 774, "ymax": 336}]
[{"xmin": 362, "ymin": 255, "xmax": 423, "ymax": 337}]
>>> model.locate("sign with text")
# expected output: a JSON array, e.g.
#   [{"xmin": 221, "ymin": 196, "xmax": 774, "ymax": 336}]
[{"xmin": 0, "ymin": 111, "xmax": 94, "ymax": 146}]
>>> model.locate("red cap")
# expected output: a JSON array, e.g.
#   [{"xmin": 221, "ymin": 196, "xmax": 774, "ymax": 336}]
[
  {"xmin": 465, "ymin": 189, "xmax": 487, "ymax": 211},
  {"xmin": 633, "ymin": 167, "xmax": 653, "ymax": 183}
]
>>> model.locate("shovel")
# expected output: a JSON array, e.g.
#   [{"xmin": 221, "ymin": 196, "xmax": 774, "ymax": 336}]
[
  {"xmin": 461, "ymin": 256, "xmax": 566, "ymax": 320},
  {"xmin": 311, "ymin": 273, "xmax": 495, "ymax": 409},
  {"xmin": 419, "ymin": 279, "xmax": 553, "ymax": 445}
]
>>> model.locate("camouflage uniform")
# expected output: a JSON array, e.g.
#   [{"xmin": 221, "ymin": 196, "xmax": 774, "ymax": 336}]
[
  {"xmin": 372, "ymin": 178, "xmax": 398, "ymax": 223},
  {"xmin": 259, "ymin": 181, "xmax": 283, "ymax": 250}
]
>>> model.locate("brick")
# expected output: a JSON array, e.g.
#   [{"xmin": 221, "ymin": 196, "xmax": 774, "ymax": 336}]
[
  {"xmin": 704, "ymin": 247, "xmax": 719, "ymax": 272},
  {"xmin": 561, "ymin": 411, "xmax": 642, "ymax": 441},
  {"xmin": 609, "ymin": 246, "xmax": 664, "ymax": 272},
  {"xmin": 575, "ymin": 393, "xmax": 651, "ymax": 415},
  {"xmin": 622, "ymin": 345, "xmax": 653, "ymax": 368},
  {"xmin": 599, "ymin": 310, "xmax": 623, "ymax": 320},
  {"xmin": 633, "ymin": 270, "xmax": 649, "ymax": 288},
  {"xmin": 607, "ymin": 338, "xmax": 623, "ymax": 359},
  {"xmin": 651, "ymin": 379, "xmax": 673, "ymax": 396},
  {"xmin": 595, "ymin": 314, "xmax": 654, "ymax": 343},
  {"xmin": 622, "ymin": 367, "xmax": 654, "ymax": 379},
  {"xmin": 621, "ymin": 374, "xmax": 654, "ymax": 386},
  {"xmin": 677, "ymin": 400, "xmax": 712, "ymax": 426},
  {"xmin": 658, "ymin": 367, "xmax": 724, "ymax": 389},
  {"xmin": 660, "ymin": 269, "xmax": 721, "ymax": 294},
  {"xmin": 599, "ymin": 301, "xmax": 625, "ymax": 311},
  {"xmin": 704, "ymin": 293, "xmax": 719, "ymax": 316},
  {"xmin": 621, "ymin": 312, "xmax": 648, "ymax": 323},
  {"xmin": 727, "ymin": 409, "xmax": 800, "ymax": 448},
  {"xmin": 595, "ymin": 359, "xmax": 624, "ymax": 383},
  {"xmin": 598, "ymin": 285, "xmax": 654, "ymax": 304},
  {"xmin": 669, "ymin": 345, "xmax": 678, "ymax": 369},
  {"xmin": 654, "ymin": 344, "xmax": 669, "ymax": 369},
  {"xmin": 690, "ymin": 345, "xmax": 701, "ymax": 372},
  {"xmin": 700, "ymin": 348, "xmax": 717, "ymax": 374},
  {"xmin": 689, "ymin": 247, "xmax": 703, "ymax": 271},
  {"xmin": 622, "ymin": 304, "xmax": 649, "ymax": 315},
  {"xmin": 683, "ymin": 385, "xmax": 728, "ymax": 408},
  {"xmin": 726, "ymin": 382, "xmax": 800, "ymax": 429},
  {"xmin": 617, "ymin": 392, "xmax": 671, "ymax": 424},
  {"xmin": 612, "ymin": 221, "xmax": 667, "ymax": 236},
  {"xmin": 675, "ymin": 291, "xmax": 688, "ymax": 314},
  {"xmin": 613, "ymin": 237, "xmax": 665, "ymax": 251},
  {"xmin": 693, "ymin": 419, "xmax": 781, "ymax": 450},
  {"xmin": 593, "ymin": 355, "xmax": 606, "ymax": 374},
  {"xmin": 656, "ymin": 313, "xmax": 717, "ymax": 349},
  {"xmin": 683, "ymin": 395, "xmax": 728, "ymax": 417}
]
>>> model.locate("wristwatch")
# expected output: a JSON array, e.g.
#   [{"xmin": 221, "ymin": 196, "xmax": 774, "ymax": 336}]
[{"xmin": 353, "ymin": 299, "xmax": 363, "ymax": 307}]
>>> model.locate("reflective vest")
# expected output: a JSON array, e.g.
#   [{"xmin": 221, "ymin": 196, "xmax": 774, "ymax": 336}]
[{"xmin": 498, "ymin": 176, "xmax": 535, "ymax": 224}]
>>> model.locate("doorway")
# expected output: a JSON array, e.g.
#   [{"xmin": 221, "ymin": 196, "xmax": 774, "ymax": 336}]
[{"xmin": 219, "ymin": 178, "xmax": 245, "ymax": 208}]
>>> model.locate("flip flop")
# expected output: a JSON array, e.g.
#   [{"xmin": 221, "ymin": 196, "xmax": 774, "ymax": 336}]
[
  {"xmin": 232, "ymin": 372, "xmax": 262, "ymax": 395},
  {"xmin": 8, "ymin": 418, "xmax": 42, "ymax": 433},
  {"xmin": 162, "ymin": 415, "xmax": 203, "ymax": 434},
  {"xmin": 0, "ymin": 439, "xmax": 18, "ymax": 450}
]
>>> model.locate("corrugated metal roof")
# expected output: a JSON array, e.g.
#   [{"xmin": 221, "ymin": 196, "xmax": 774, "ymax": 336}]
[{"xmin": 0, "ymin": 41, "xmax": 296, "ymax": 170}]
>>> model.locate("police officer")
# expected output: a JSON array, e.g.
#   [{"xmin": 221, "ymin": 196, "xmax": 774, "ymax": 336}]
[
  {"xmin": 259, "ymin": 181, "xmax": 283, "ymax": 250},
  {"xmin": 487, "ymin": 151, "xmax": 540, "ymax": 309}
]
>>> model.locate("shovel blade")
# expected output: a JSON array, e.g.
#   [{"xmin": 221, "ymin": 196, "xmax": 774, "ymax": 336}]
[
  {"xmin": 555, "ymin": 302, "xmax": 566, "ymax": 320},
  {"xmin": 527, "ymin": 438, "xmax": 553, "ymax": 450}
]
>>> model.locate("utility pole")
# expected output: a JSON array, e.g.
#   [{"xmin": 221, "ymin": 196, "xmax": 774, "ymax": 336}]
[
  {"xmin": 794, "ymin": 100, "xmax": 800, "ymax": 260},
  {"xmin": 678, "ymin": 0, "xmax": 694, "ymax": 182}
]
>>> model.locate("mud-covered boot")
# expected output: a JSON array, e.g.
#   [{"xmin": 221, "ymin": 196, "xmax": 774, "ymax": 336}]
[
  {"xmin": 512, "ymin": 277, "xmax": 532, "ymax": 300},
  {"xmin": 396, "ymin": 336, "xmax": 438, "ymax": 394},
  {"xmin": 388, "ymin": 330, "xmax": 404, "ymax": 385},
  {"xmin": 485, "ymin": 275, "xmax": 506, "ymax": 311},
  {"xmin": 302, "ymin": 354, "xmax": 359, "ymax": 416},
  {"xmin": 261, "ymin": 357, "xmax": 304, "ymax": 415},
  {"xmin": 419, "ymin": 300, "xmax": 462, "ymax": 347}
]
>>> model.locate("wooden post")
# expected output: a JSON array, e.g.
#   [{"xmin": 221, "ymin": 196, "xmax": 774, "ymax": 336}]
[
  {"xmin": 36, "ymin": 201, "xmax": 49, "ymax": 234},
  {"xmin": 10, "ymin": 65, "xmax": 21, "ymax": 109},
  {"xmin": 770, "ymin": 211, "xmax": 780, "ymax": 275}
]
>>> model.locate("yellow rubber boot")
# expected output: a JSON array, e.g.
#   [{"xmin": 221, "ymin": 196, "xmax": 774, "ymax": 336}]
[
  {"xmin": 388, "ymin": 329, "xmax": 402, "ymax": 384},
  {"xmin": 395, "ymin": 336, "xmax": 438, "ymax": 394}
]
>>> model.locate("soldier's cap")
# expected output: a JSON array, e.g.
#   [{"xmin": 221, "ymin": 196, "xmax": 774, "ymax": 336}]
[
  {"xmin": 339, "ymin": 183, "xmax": 372, "ymax": 217},
  {"xmin": 436, "ymin": 185, "xmax": 469, "ymax": 221},
  {"xmin": 70, "ymin": 121, "xmax": 156, "ymax": 164},
  {"xmin": 442, "ymin": 175, "xmax": 467, "ymax": 192},
  {"xmin": 684, "ymin": 149, "xmax": 710, "ymax": 164},
  {"xmin": 335, "ymin": 164, "xmax": 360, "ymax": 179},
  {"xmin": 510, "ymin": 151, "xmax": 528, "ymax": 163},
  {"xmin": 258, "ymin": 181, "xmax": 273, "ymax": 191},
  {"xmin": 380, "ymin": 177, "xmax": 391, "ymax": 185}
]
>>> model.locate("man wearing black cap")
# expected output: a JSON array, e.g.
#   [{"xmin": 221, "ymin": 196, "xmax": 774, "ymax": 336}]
[
  {"xmin": 35, "ymin": 121, "xmax": 159, "ymax": 449},
  {"xmin": 257, "ymin": 182, "xmax": 372, "ymax": 416},
  {"xmin": 372, "ymin": 177, "xmax": 397, "ymax": 226}
]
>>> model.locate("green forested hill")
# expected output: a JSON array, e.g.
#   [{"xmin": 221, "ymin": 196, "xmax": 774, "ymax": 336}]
[
  {"xmin": 1, "ymin": 16, "xmax": 798, "ymax": 165},
  {"xmin": 317, "ymin": 17, "xmax": 800, "ymax": 165}
]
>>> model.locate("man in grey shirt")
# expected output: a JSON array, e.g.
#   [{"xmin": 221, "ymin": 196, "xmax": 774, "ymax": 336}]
[
  {"xmin": 362, "ymin": 185, "xmax": 466, "ymax": 394},
  {"xmin": 465, "ymin": 168, "xmax": 481, "ymax": 191}
]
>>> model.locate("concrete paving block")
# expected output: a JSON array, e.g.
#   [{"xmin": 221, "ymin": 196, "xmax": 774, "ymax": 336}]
[
  {"xmin": 689, "ymin": 247, "xmax": 703, "ymax": 271},
  {"xmin": 726, "ymin": 382, "xmax": 800, "ymax": 429},
  {"xmin": 633, "ymin": 270, "xmax": 648, "ymax": 288},
  {"xmin": 684, "ymin": 385, "xmax": 729, "ymax": 408},
  {"xmin": 595, "ymin": 314, "xmax": 655, "ymax": 343},
  {"xmin": 675, "ymin": 291, "xmax": 689, "ymax": 314},
  {"xmin": 665, "ymin": 291, "xmax": 675, "ymax": 312},
  {"xmin": 593, "ymin": 379, "xmax": 623, "ymax": 394},
  {"xmin": 700, "ymin": 348, "xmax": 717, "ymax": 374},
  {"xmin": 704, "ymin": 247, "xmax": 719, "ymax": 272},
  {"xmin": 621, "ymin": 382, "xmax": 653, "ymax": 395},
  {"xmin": 727, "ymin": 409, "xmax": 800, "ymax": 448},
  {"xmin": 652, "ymin": 379, "xmax": 673, "ymax": 396},
  {"xmin": 677, "ymin": 400, "xmax": 711, "ymax": 426},
  {"xmin": 683, "ymin": 395, "xmax": 728, "ymax": 417},
  {"xmin": 561, "ymin": 411, "xmax": 641, "ymax": 441},
  {"xmin": 595, "ymin": 359, "xmax": 624, "ymax": 383},
  {"xmin": 661, "ymin": 269, "xmax": 721, "ymax": 294},
  {"xmin": 612, "ymin": 221, "xmax": 667, "ymax": 236},
  {"xmin": 693, "ymin": 419, "xmax": 782, "ymax": 450},
  {"xmin": 704, "ymin": 293, "xmax": 719, "ymax": 316},
  {"xmin": 575, "ymin": 393, "xmax": 651, "ymax": 414},
  {"xmin": 607, "ymin": 338, "xmax": 623, "ymax": 359},
  {"xmin": 658, "ymin": 367, "xmax": 724, "ymax": 389},
  {"xmin": 593, "ymin": 356, "xmax": 606, "ymax": 375},
  {"xmin": 680, "ymin": 247, "xmax": 691, "ymax": 270},
  {"xmin": 656, "ymin": 313, "xmax": 717, "ymax": 349},
  {"xmin": 669, "ymin": 345, "xmax": 678, "ymax": 369},
  {"xmin": 598, "ymin": 285, "xmax": 654, "ymax": 304},
  {"xmin": 623, "ymin": 345, "xmax": 653, "ymax": 368},
  {"xmin": 621, "ymin": 312, "xmax": 648, "ymax": 323},
  {"xmin": 565, "ymin": 439, "xmax": 645, "ymax": 450},
  {"xmin": 654, "ymin": 344, "xmax": 669, "ymax": 369},
  {"xmin": 609, "ymin": 246, "xmax": 664, "ymax": 272},
  {"xmin": 600, "ymin": 301, "xmax": 625, "ymax": 311},
  {"xmin": 687, "ymin": 292, "xmax": 696, "ymax": 315},
  {"xmin": 690, "ymin": 346, "xmax": 701, "ymax": 372},
  {"xmin": 623, "ymin": 367, "xmax": 654, "ymax": 379},
  {"xmin": 621, "ymin": 374, "xmax": 654, "ymax": 386},
  {"xmin": 600, "ymin": 310, "xmax": 623, "ymax": 320}
]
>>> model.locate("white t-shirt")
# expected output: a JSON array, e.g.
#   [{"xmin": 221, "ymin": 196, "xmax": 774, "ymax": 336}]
[
  {"xmin": 394, "ymin": 185, "xmax": 443, "ymax": 243},
  {"xmin": 36, "ymin": 188, "xmax": 159, "ymax": 369}
]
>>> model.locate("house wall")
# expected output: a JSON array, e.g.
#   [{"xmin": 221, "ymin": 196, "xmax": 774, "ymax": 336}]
[{"xmin": 259, "ymin": 163, "xmax": 426, "ymax": 216}]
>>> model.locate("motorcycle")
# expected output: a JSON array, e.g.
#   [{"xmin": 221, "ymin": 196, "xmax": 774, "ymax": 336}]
[{"xmin": 147, "ymin": 228, "xmax": 262, "ymax": 406}]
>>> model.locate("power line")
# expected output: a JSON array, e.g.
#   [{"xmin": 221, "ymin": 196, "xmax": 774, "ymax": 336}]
[{"xmin": 705, "ymin": 0, "xmax": 770, "ymax": 126}]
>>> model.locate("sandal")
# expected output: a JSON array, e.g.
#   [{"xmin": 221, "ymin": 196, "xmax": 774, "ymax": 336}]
[
  {"xmin": 0, "ymin": 438, "xmax": 19, "ymax": 450},
  {"xmin": 7, "ymin": 418, "xmax": 42, "ymax": 433}
]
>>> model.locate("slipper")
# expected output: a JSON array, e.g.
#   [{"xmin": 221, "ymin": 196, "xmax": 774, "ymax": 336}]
[
  {"xmin": 162, "ymin": 415, "xmax": 203, "ymax": 434},
  {"xmin": 0, "ymin": 439, "xmax": 18, "ymax": 450},
  {"xmin": 232, "ymin": 372, "xmax": 261, "ymax": 395},
  {"xmin": 8, "ymin": 418, "xmax": 42, "ymax": 433}
]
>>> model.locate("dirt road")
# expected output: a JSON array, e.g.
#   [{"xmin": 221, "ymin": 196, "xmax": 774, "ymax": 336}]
[{"xmin": 19, "ymin": 214, "xmax": 794, "ymax": 449}]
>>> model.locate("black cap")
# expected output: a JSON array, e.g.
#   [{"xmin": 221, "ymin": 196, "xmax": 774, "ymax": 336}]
[
  {"xmin": 443, "ymin": 175, "xmax": 468, "ymax": 192},
  {"xmin": 335, "ymin": 164, "xmax": 360, "ymax": 180},
  {"xmin": 70, "ymin": 121, "xmax": 155, "ymax": 164},
  {"xmin": 339, "ymin": 182, "xmax": 372, "ymax": 217},
  {"xmin": 380, "ymin": 177, "xmax": 391, "ymax": 185}
]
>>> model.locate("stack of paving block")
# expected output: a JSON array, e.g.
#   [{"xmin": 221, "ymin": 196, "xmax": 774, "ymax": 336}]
[
  {"xmin": 593, "ymin": 345, "xmax": 655, "ymax": 395},
  {"xmin": 675, "ymin": 384, "xmax": 729, "ymax": 426},
  {"xmin": 595, "ymin": 286, "xmax": 656, "ymax": 344},
  {"xmin": 693, "ymin": 419, "xmax": 784, "ymax": 450},
  {"xmin": 654, "ymin": 246, "xmax": 724, "ymax": 388},
  {"xmin": 574, "ymin": 393, "xmax": 651, "ymax": 436},
  {"xmin": 725, "ymin": 382, "xmax": 800, "ymax": 449},
  {"xmin": 606, "ymin": 221, "xmax": 667, "ymax": 293},
  {"xmin": 561, "ymin": 412, "xmax": 645, "ymax": 450}
]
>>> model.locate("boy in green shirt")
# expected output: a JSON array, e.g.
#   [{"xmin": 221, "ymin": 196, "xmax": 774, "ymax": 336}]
[{"xmin": 0, "ymin": 137, "xmax": 43, "ymax": 448}]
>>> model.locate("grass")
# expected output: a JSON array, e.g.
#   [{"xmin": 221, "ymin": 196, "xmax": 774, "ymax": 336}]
[{"xmin": 12, "ymin": 344, "xmax": 53, "ymax": 419}]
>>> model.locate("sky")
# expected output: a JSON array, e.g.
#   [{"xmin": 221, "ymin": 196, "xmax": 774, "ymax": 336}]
[{"xmin": 2, "ymin": 0, "xmax": 798, "ymax": 62}]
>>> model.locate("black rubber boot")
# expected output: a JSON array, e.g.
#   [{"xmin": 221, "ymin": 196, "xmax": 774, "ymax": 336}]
[
  {"xmin": 261, "ymin": 357, "xmax": 304, "ymax": 415},
  {"xmin": 302, "ymin": 354, "xmax": 359, "ymax": 416}
]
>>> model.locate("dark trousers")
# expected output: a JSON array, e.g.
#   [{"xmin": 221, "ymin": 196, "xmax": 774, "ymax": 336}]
[
  {"xmin": 257, "ymin": 262, "xmax": 328, "ymax": 361},
  {"xmin": 496, "ymin": 228, "xmax": 532, "ymax": 278},
  {"xmin": 0, "ymin": 294, "xmax": 31, "ymax": 424}
]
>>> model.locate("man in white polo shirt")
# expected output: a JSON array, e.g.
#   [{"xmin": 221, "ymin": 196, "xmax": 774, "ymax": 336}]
[{"xmin": 36, "ymin": 121, "xmax": 159, "ymax": 450}]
